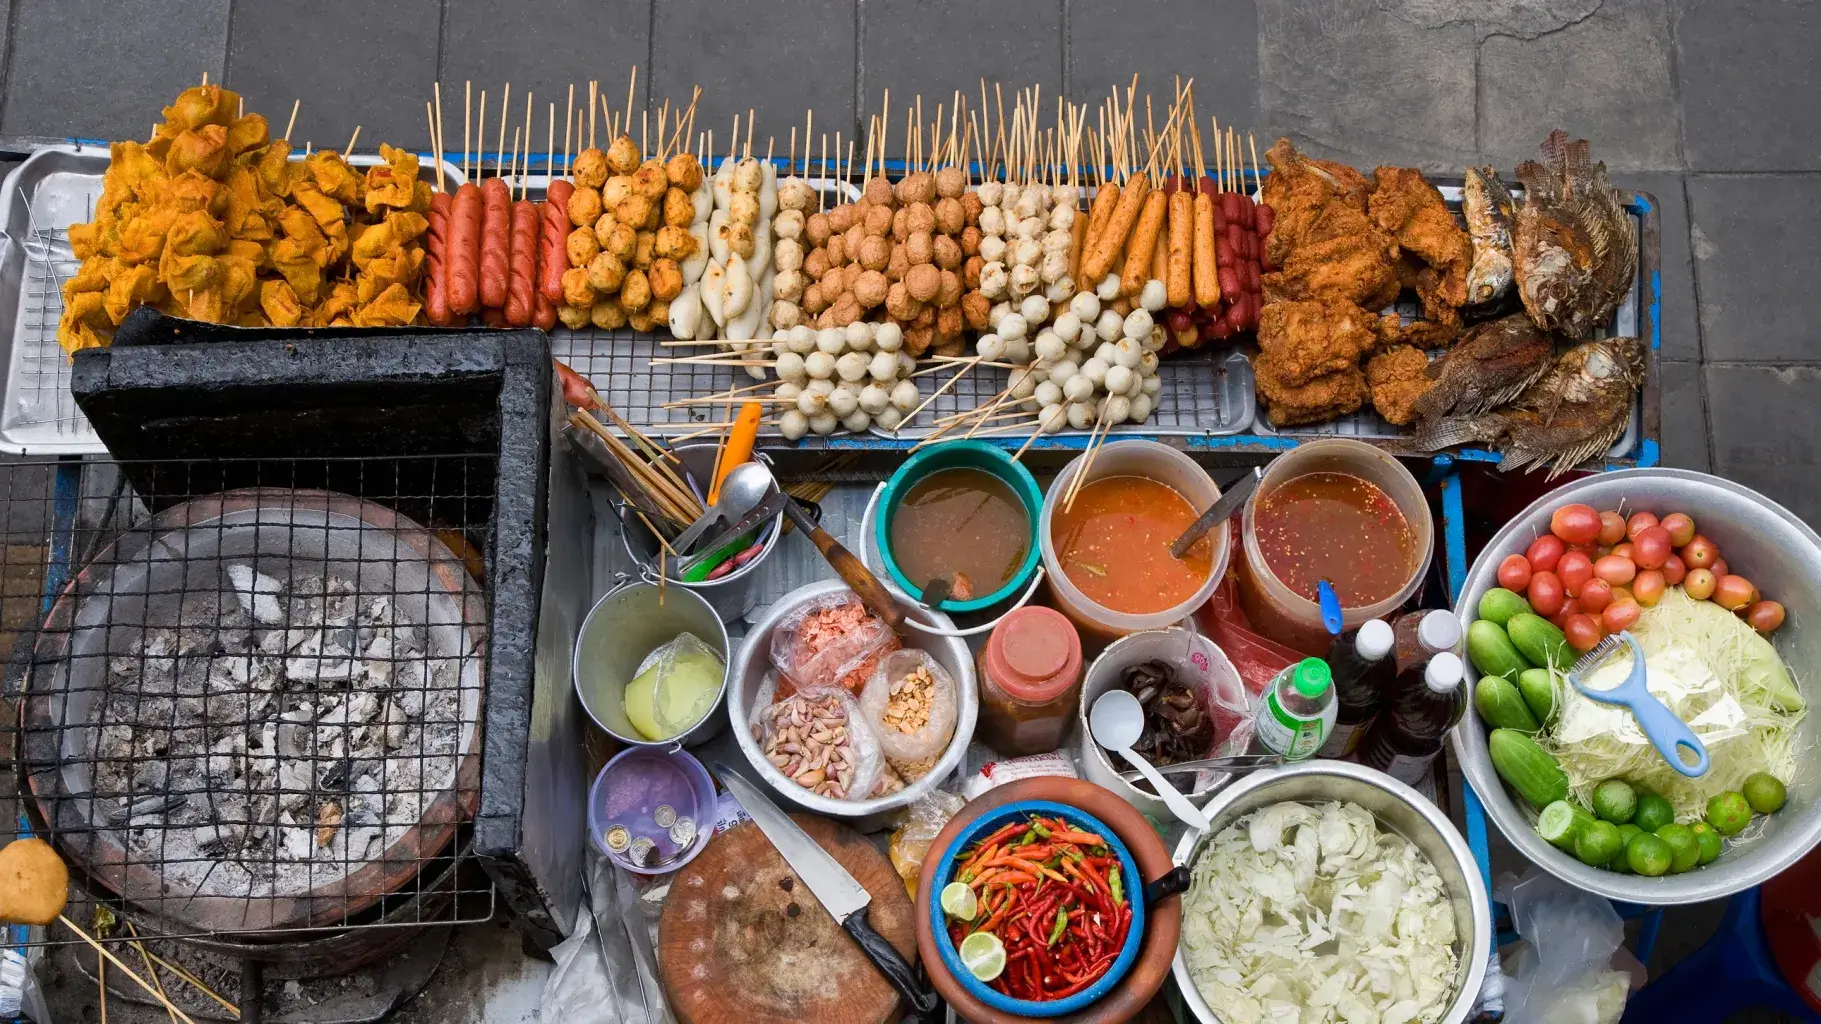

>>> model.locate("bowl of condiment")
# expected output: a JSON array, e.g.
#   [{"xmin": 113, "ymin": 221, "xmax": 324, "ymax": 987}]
[
  {"xmin": 875, "ymin": 441, "xmax": 1043, "ymax": 614},
  {"xmin": 1076, "ymin": 628, "xmax": 1251, "ymax": 821},
  {"xmin": 1170, "ymin": 760, "xmax": 1490, "ymax": 1024},
  {"xmin": 588, "ymin": 745, "xmax": 717, "ymax": 874},
  {"xmin": 928, "ymin": 801, "xmax": 1146, "ymax": 1016},
  {"xmin": 728, "ymin": 579, "xmax": 978, "ymax": 822},
  {"xmin": 1040, "ymin": 441, "xmax": 1228, "ymax": 642},
  {"xmin": 1237, "ymin": 438, "xmax": 1433, "ymax": 655},
  {"xmin": 574, "ymin": 579, "xmax": 731, "ymax": 747}
]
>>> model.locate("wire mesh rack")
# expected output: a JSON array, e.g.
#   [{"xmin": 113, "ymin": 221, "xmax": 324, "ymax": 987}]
[{"xmin": 2, "ymin": 454, "xmax": 499, "ymax": 946}]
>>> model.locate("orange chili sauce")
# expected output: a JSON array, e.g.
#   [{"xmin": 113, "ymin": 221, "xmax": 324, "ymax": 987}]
[
  {"xmin": 1252, "ymin": 471, "xmax": 1415, "ymax": 605},
  {"xmin": 1051, "ymin": 476, "xmax": 1213, "ymax": 614}
]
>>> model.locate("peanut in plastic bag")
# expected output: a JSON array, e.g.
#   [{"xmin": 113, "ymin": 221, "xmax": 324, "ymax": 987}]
[
  {"xmin": 860, "ymin": 648, "xmax": 959, "ymax": 781},
  {"xmin": 769, "ymin": 591, "xmax": 901, "ymax": 695},
  {"xmin": 748, "ymin": 680, "xmax": 884, "ymax": 802}
]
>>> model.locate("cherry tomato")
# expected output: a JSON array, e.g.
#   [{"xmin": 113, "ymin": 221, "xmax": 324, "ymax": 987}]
[
  {"xmin": 1633, "ymin": 569, "xmax": 1666, "ymax": 606},
  {"xmin": 1746, "ymin": 600, "xmax": 1786, "ymax": 633},
  {"xmin": 1526, "ymin": 534, "xmax": 1566, "ymax": 573},
  {"xmin": 1597, "ymin": 510, "xmax": 1628, "ymax": 546},
  {"xmin": 1625, "ymin": 512, "xmax": 1660, "ymax": 541},
  {"xmin": 1549, "ymin": 596, "xmax": 1584, "ymax": 630},
  {"xmin": 1580, "ymin": 578, "xmax": 1615, "ymax": 613},
  {"xmin": 1610, "ymin": 585, "xmax": 1634, "ymax": 604},
  {"xmin": 1681, "ymin": 535, "xmax": 1720, "ymax": 570},
  {"xmin": 1594, "ymin": 554, "xmax": 1638, "ymax": 586},
  {"xmin": 1628, "ymin": 526, "xmax": 1670, "ymax": 570},
  {"xmin": 1611, "ymin": 542, "xmax": 1634, "ymax": 560},
  {"xmin": 1661, "ymin": 553, "xmax": 1687, "ymax": 586},
  {"xmin": 1498, "ymin": 554, "xmax": 1533, "ymax": 592},
  {"xmin": 1559, "ymin": 550, "xmax": 1594, "ymax": 596},
  {"xmin": 1526, "ymin": 571, "xmax": 1565, "ymax": 617},
  {"xmin": 1684, "ymin": 568, "xmax": 1717, "ymax": 601},
  {"xmin": 1564, "ymin": 614, "xmax": 1603, "ymax": 652},
  {"xmin": 1551, "ymin": 504, "xmax": 1602, "ymax": 545},
  {"xmin": 1661, "ymin": 512, "xmax": 1696, "ymax": 547},
  {"xmin": 1712, "ymin": 557, "xmax": 1730, "ymax": 579},
  {"xmin": 1603, "ymin": 600, "xmax": 1642, "ymax": 632},
  {"xmin": 1715, "ymin": 574, "xmax": 1756, "ymax": 611}
]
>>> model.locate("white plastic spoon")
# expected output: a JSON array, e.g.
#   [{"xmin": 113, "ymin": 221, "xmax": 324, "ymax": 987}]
[{"xmin": 1089, "ymin": 689, "xmax": 1210, "ymax": 832}]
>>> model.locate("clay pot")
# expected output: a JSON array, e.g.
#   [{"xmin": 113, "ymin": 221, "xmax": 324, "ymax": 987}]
[{"xmin": 914, "ymin": 777, "xmax": 1181, "ymax": 1024}]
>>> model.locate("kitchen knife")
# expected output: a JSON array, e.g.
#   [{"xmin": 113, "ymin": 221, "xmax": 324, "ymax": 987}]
[
  {"xmin": 715, "ymin": 765, "xmax": 942, "ymax": 1022},
  {"xmin": 1171, "ymin": 465, "xmax": 1263, "ymax": 559},
  {"xmin": 678, "ymin": 491, "xmax": 788, "ymax": 578}
]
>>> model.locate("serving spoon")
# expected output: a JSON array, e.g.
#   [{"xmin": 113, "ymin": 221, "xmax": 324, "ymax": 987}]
[{"xmin": 1090, "ymin": 689, "xmax": 1210, "ymax": 831}]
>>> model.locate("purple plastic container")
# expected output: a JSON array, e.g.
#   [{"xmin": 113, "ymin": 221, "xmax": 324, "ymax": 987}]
[{"xmin": 588, "ymin": 745, "xmax": 718, "ymax": 874}]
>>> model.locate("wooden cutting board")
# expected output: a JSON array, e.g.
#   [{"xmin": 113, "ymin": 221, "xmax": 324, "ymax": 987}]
[{"xmin": 657, "ymin": 814, "xmax": 917, "ymax": 1024}]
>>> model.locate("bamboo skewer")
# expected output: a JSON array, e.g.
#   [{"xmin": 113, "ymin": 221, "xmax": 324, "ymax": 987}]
[
  {"xmin": 58, "ymin": 917, "xmax": 200, "ymax": 1024},
  {"xmin": 283, "ymin": 99, "xmax": 301, "ymax": 143},
  {"xmin": 122, "ymin": 921, "xmax": 182, "ymax": 1024}
]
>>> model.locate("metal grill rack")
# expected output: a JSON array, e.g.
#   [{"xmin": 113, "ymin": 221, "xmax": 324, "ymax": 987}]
[{"xmin": 3, "ymin": 455, "xmax": 498, "ymax": 945}]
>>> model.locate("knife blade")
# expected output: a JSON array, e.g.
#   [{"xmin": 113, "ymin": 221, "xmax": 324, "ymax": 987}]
[
  {"xmin": 678, "ymin": 491, "xmax": 787, "ymax": 576},
  {"xmin": 1171, "ymin": 465, "xmax": 1263, "ymax": 559},
  {"xmin": 715, "ymin": 765, "xmax": 942, "ymax": 1021}
]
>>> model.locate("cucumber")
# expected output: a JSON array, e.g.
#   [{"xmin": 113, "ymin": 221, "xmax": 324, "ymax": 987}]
[
  {"xmin": 1518, "ymin": 668, "xmax": 1556, "ymax": 726},
  {"xmin": 1488, "ymin": 728, "xmax": 1570, "ymax": 807},
  {"xmin": 1467, "ymin": 619, "xmax": 1527, "ymax": 681},
  {"xmin": 1538, "ymin": 800, "xmax": 1593, "ymax": 851},
  {"xmin": 1477, "ymin": 588, "xmax": 1531, "ymax": 627},
  {"xmin": 1475, "ymin": 676, "xmax": 1541, "ymax": 732},
  {"xmin": 1507, "ymin": 613, "xmax": 1571, "ymax": 671}
]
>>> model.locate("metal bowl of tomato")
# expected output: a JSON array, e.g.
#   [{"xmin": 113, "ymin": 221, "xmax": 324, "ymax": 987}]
[{"xmin": 927, "ymin": 800, "xmax": 1148, "ymax": 1017}]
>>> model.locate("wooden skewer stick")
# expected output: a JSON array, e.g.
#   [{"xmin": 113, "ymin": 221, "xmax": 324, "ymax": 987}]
[
  {"xmin": 433, "ymin": 82, "xmax": 447, "ymax": 190},
  {"xmin": 588, "ymin": 80, "xmax": 597, "ymax": 150},
  {"xmin": 283, "ymin": 99, "xmax": 301, "ymax": 143},
  {"xmin": 625, "ymin": 67, "xmax": 638, "ymax": 140},
  {"xmin": 464, "ymin": 81, "xmax": 473, "ymax": 178},
  {"xmin": 120, "ymin": 921, "xmax": 181, "ymax": 1024},
  {"xmin": 1012, "ymin": 425, "xmax": 1047, "ymax": 462},
  {"xmin": 58, "ymin": 917, "xmax": 200, "ymax": 1024},
  {"xmin": 496, "ymin": 83, "xmax": 510, "ymax": 177},
  {"xmin": 344, "ymin": 125, "xmax": 361, "ymax": 157},
  {"xmin": 897, "ymin": 357, "xmax": 983, "ymax": 429}
]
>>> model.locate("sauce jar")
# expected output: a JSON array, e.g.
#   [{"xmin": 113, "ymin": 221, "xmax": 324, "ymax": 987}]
[{"xmin": 976, "ymin": 606, "xmax": 1083, "ymax": 755}]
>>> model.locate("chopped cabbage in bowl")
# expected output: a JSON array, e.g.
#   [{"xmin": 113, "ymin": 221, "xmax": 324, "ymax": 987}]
[{"xmin": 1181, "ymin": 800, "xmax": 1460, "ymax": 1024}]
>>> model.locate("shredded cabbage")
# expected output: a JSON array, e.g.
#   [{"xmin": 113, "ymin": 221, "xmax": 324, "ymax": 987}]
[
  {"xmin": 1181, "ymin": 801, "xmax": 1460, "ymax": 1024},
  {"xmin": 1542, "ymin": 587, "xmax": 1805, "ymax": 826}
]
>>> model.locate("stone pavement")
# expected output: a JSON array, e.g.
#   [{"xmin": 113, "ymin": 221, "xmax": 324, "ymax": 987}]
[{"xmin": 0, "ymin": 0, "xmax": 1812, "ymax": 1020}]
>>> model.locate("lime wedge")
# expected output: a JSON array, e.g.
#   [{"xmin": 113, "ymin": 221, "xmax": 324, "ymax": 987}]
[
  {"xmin": 958, "ymin": 930, "xmax": 1006, "ymax": 982},
  {"xmin": 941, "ymin": 881, "xmax": 979, "ymax": 922}
]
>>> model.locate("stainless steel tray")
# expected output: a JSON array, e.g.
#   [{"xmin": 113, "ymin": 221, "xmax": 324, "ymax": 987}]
[{"xmin": 0, "ymin": 145, "xmax": 467, "ymax": 455}]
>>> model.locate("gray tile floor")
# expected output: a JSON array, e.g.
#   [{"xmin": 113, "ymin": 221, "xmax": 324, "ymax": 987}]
[{"xmin": 0, "ymin": 0, "xmax": 1814, "ymax": 1020}]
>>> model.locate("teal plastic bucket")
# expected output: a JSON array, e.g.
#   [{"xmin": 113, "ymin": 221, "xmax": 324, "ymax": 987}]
[{"xmin": 875, "ymin": 440, "xmax": 1043, "ymax": 614}]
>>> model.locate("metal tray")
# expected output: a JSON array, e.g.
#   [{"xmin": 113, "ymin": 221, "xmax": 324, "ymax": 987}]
[{"xmin": 0, "ymin": 145, "xmax": 467, "ymax": 455}]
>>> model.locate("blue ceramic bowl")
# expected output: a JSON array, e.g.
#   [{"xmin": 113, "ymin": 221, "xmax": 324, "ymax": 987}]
[
  {"xmin": 927, "ymin": 800, "xmax": 1145, "ymax": 1017},
  {"xmin": 875, "ymin": 440, "xmax": 1043, "ymax": 614}
]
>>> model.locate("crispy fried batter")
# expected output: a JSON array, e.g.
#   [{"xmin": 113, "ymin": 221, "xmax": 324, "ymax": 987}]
[
  {"xmin": 1370, "ymin": 166, "xmax": 1471, "ymax": 312},
  {"xmin": 1257, "ymin": 298, "xmax": 1381, "ymax": 386},
  {"xmin": 1365, "ymin": 345, "xmax": 1435, "ymax": 425},
  {"xmin": 1255, "ymin": 350, "xmax": 1368, "ymax": 427}
]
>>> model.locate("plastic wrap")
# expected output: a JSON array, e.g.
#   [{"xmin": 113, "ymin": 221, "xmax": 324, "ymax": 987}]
[
  {"xmin": 626, "ymin": 631, "xmax": 725, "ymax": 740},
  {"xmin": 1494, "ymin": 867, "xmax": 1633, "ymax": 1024},
  {"xmin": 748, "ymin": 683, "xmax": 884, "ymax": 801},
  {"xmin": 1198, "ymin": 575, "xmax": 1299, "ymax": 700},
  {"xmin": 540, "ymin": 849, "xmax": 673, "ymax": 1024},
  {"xmin": 859, "ymin": 648, "xmax": 959, "ymax": 780},
  {"xmin": 888, "ymin": 789, "xmax": 967, "ymax": 896},
  {"xmin": 769, "ymin": 591, "xmax": 900, "ymax": 694}
]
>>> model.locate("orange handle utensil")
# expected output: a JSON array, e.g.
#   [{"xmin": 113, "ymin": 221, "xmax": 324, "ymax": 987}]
[{"xmin": 708, "ymin": 401, "xmax": 763, "ymax": 506}]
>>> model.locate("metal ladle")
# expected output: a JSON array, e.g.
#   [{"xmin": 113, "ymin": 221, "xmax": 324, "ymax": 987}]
[{"xmin": 1090, "ymin": 689, "xmax": 1211, "ymax": 831}]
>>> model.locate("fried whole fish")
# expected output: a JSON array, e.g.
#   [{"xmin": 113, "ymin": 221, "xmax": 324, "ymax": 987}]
[
  {"xmin": 1462, "ymin": 166, "xmax": 1516, "ymax": 309},
  {"xmin": 1513, "ymin": 132, "xmax": 1636, "ymax": 339},
  {"xmin": 1413, "ymin": 336, "xmax": 1645, "ymax": 479},
  {"xmin": 1411, "ymin": 313, "xmax": 1555, "ymax": 422}
]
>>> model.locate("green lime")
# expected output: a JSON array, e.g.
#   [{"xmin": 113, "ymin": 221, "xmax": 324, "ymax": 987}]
[
  {"xmin": 1573, "ymin": 820, "xmax": 1623, "ymax": 867},
  {"xmin": 1744, "ymin": 773, "xmax": 1788, "ymax": 815},
  {"xmin": 940, "ymin": 881, "xmax": 978, "ymax": 921},
  {"xmin": 1656, "ymin": 823, "xmax": 1700, "ymax": 873},
  {"xmin": 1690, "ymin": 821, "xmax": 1723, "ymax": 865},
  {"xmin": 1592, "ymin": 779, "xmax": 1637, "ymax": 824},
  {"xmin": 1633, "ymin": 792, "xmax": 1675, "ymax": 833},
  {"xmin": 1626, "ymin": 833, "xmax": 1673, "ymax": 877},
  {"xmin": 1608, "ymin": 824, "xmax": 1644, "ymax": 873},
  {"xmin": 1706, "ymin": 791, "xmax": 1753, "ymax": 836},
  {"xmin": 958, "ymin": 930, "xmax": 1006, "ymax": 982}
]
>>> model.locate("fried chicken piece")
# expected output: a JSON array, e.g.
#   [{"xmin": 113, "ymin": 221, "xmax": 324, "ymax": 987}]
[
  {"xmin": 1262, "ymin": 138, "xmax": 1372, "ymax": 216},
  {"xmin": 1257, "ymin": 298, "xmax": 1380, "ymax": 386},
  {"xmin": 1377, "ymin": 310, "xmax": 1461, "ymax": 350},
  {"xmin": 1262, "ymin": 233, "xmax": 1401, "ymax": 310},
  {"xmin": 1255, "ymin": 350, "xmax": 1368, "ymax": 427},
  {"xmin": 1365, "ymin": 345, "xmax": 1434, "ymax": 426},
  {"xmin": 1370, "ymin": 166, "xmax": 1470, "ymax": 309}
]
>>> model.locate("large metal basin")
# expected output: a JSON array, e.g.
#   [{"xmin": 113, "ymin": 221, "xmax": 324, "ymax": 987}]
[{"xmin": 1451, "ymin": 468, "xmax": 1821, "ymax": 904}]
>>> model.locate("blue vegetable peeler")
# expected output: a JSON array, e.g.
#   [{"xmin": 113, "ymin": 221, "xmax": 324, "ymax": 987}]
[{"xmin": 1569, "ymin": 631, "xmax": 1709, "ymax": 777}]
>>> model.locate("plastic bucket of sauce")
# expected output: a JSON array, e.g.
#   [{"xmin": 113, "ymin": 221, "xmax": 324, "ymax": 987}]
[
  {"xmin": 874, "ymin": 440, "xmax": 1043, "ymax": 615},
  {"xmin": 1236, "ymin": 438, "xmax": 1434, "ymax": 656},
  {"xmin": 1039, "ymin": 440, "xmax": 1228, "ymax": 643}
]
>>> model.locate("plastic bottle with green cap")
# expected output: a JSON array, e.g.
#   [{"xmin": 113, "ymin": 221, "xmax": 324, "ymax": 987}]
[{"xmin": 1248, "ymin": 657, "xmax": 1337, "ymax": 761}]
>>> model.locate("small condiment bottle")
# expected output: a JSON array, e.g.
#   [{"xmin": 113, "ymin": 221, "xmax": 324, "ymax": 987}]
[
  {"xmin": 976, "ymin": 606, "xmax": 1083, "ymax": 756},
  {"xmin": 1358, "ymin": 652, "xmax": 1466, "ymax": 785},
  {"xmin": 1317, "ymin": 618, "xmax": 1396, "ymax": 758},
  {"xmin": 1393, "ymin": 609, "xmax": 1463, "ymax": 676},
  {"xmin": 1247, "ymin": 657, "xmax": 1336, "ymax": 761}
]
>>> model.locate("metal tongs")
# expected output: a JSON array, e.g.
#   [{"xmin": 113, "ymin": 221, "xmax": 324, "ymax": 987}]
[{"xmin": 1116, "ymin": 752, "xmax": 1284, "ymax": 783}]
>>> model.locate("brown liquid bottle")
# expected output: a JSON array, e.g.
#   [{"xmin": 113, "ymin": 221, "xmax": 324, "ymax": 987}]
[
  {"xmin": 1359, "ymin": 652, "xmax": 1465, "ymax": 785},
  {"xmin": 1315, "ymin": 619, "xmax": 1395, "ymax": 758}
]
